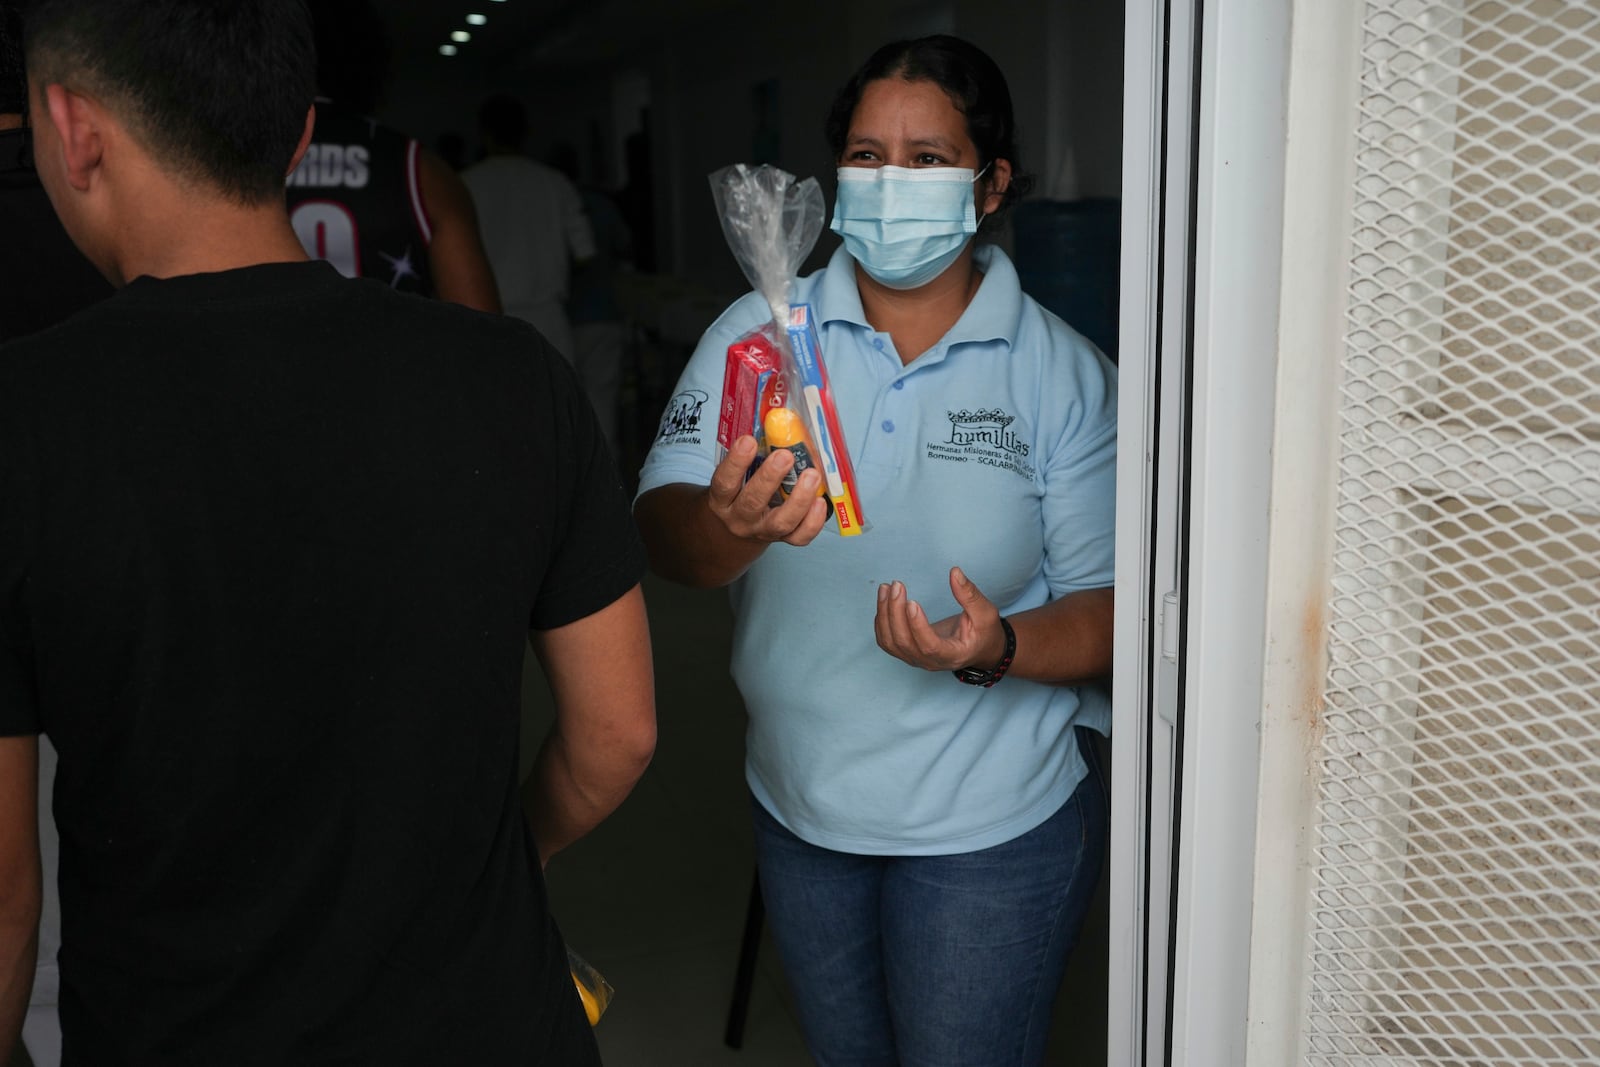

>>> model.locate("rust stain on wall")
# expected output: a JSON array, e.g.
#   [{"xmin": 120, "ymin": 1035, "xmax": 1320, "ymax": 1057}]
[{"xmin": 1300, "ymin": 593, "xmax": 1329, "ymax": 761}]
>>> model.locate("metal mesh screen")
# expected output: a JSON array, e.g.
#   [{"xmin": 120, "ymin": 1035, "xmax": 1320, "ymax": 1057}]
[{"xmin": 1305, "ymin": 1, "xmax": 1600, "ymax": 1064}]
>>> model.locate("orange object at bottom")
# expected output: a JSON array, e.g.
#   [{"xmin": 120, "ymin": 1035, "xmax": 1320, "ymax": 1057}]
[{"xmin": 568, "ymin": 949, "xmax": 614, "ymax": 1026}]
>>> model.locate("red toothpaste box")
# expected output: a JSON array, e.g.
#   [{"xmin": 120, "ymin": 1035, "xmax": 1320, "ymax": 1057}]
[{"xmin": 717, "ymin": 325, "xmax": 787, "ymax": 455}]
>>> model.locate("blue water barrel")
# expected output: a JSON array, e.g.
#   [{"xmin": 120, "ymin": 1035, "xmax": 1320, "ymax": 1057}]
[{"xmin": 1011, "ymin": 198, "xmax": 1121, "ymax": 363}]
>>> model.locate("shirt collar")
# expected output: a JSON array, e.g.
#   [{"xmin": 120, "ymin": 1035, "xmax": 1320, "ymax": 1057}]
[
  {"xmin": 951, "ymin": 243, "xmax": 1024, "ymax": 349},
  {"xmin": 814, "ymin": 243, "xmax": 872, "ymax": 328},
  {"xmin": 812, "ymin": 241, "xmax": 1024, "ymax": 351}
]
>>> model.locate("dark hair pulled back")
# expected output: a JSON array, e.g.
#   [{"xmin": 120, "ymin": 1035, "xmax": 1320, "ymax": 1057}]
[{"xmin": 824, "ymin": 34, "xmax": 1034, "ymax": 215}]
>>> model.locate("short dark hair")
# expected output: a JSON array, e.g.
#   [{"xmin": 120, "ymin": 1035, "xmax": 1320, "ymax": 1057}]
[
  {"xmin": 824, "ymin": 35, "xmax": 1034, "ymax": 214},
  {"xmin": 1, "ymin": 1, "xmax": 23, "ymax": 116},
  {"xmin": 23, "ymin": 0, "xmax": 317, "ymax": 203},
  {"xmin": 478, "ymin": 94, "xmax": 527, "ymax": 150}
]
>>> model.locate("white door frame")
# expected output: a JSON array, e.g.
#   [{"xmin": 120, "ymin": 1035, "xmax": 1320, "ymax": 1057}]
[
  {"xmin": 1109, "ymin": 0, "xmax": 1295, "ymax": 1062},
  {"xmin": 1107, "ymin": 0, "xmax": 1200, "ymax": 1059}
]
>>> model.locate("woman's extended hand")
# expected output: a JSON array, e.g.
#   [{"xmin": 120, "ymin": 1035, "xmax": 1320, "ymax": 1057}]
[
  {"xmin": 874, "ymin": 566, "xmax": 1008, "ymax": 672},
  {"xmin": 707, "ymin": 435, "xmax": 830, "ymax": 547}
]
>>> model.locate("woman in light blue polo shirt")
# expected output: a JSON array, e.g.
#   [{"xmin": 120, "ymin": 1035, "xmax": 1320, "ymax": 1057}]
[{"xmin": 635, "ymin": 34, "xmax": 1116, "ymax": 1066}]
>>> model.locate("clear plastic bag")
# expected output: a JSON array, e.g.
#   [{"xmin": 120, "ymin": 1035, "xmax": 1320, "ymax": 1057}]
[
  {"xmin": 708, "ymin": 164, "xmax": 865, "ymax": 534},
  {"xmin": 708, "ymin": 163, "xmax": 825, "ymax": 329},
  {"xmin": 568, "ymin": 947, "xmax": 615, "ymax": 1027}
]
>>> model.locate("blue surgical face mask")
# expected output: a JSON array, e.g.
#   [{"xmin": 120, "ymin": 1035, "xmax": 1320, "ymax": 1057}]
[{"xmin": 830, "ymin": 163, "xmax": 990, "ymax": 290}]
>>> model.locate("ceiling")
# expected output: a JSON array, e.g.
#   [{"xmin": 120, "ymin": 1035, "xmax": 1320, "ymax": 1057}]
[
  {"xmin": 370, "ymin": 0, "xmax": 554, "ymax": 74},
  {"xmin": 368, "ymin": 0, "xmax": 741, "ymax": 83}
]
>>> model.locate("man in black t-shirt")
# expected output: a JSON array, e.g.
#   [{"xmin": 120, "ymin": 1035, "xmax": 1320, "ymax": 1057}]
[{"xmin": 0, "ymin": 2, "xmax": 656, "ymax": 1063}]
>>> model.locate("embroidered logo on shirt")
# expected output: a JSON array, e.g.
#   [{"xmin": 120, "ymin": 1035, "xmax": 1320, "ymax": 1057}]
[
  {"xmin": 926, "ymin": 408, "xmax": 1036, "ymax": 479},
  {"xmin": 657, "ymin": 389, "xmax": 710, "ymax": 444}
]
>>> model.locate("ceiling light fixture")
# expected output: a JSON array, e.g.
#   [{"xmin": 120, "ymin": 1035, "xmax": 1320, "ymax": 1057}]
[
  {"xmin": 466, "ymin": 13, "xmax": 488, "ymax": 25},
  {"xmin": 439, "ymin": 44, "xmax": 459, "ymax": 55},
  {"xmin": 450, "ymin": 30, "xmax": 471, "ymax": 42}
]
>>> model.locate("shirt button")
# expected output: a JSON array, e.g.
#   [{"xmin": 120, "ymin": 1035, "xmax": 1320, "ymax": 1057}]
[
  {"xmin": 882, "ymin": 420, "xmax": 895, "ymax": 433},
  {"xmin": 893, "ymin": 380, "xmax": 905, "ymax": 390},
  {"xmin": 873, "ymin": 337, "xmax": 886, "ymax": 351}
]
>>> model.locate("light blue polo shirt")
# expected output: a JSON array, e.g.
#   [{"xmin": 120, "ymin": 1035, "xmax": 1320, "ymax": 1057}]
[{"xmin": 637, "ymin": 243, "xmax": 1117, "ymax": 855}]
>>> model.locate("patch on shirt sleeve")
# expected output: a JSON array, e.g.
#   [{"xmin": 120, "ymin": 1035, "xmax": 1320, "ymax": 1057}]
[
  {"xmin": 924, "ymin": 407, "xmax": 1037, "ymax": 480},
  {"xmin": 654, "ymin": 388, "xmax": 711, "ymax": 446}
]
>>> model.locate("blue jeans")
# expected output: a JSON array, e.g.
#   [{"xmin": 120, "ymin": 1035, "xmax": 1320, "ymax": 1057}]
[{"xmin": 751, "ymin": 728, "xmax": 1109, "ymax": 1067}]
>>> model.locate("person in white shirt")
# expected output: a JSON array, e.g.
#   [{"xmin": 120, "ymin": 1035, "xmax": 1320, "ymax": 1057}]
[{"xmin": 462, "ymin": 94, "xmax": 595, "ymax": 361}]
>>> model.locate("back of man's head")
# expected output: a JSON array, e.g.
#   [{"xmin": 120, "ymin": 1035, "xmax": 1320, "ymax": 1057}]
[
  {"xmin": 1, "ymin": 1, "xmax": 24, "ymax": 116},
  {"xmin": 478, "ymin": 94, "xmax": 527, "ymax": 152},
  {"xmin": 23, "ymin": 0, "xmax": 317, "ymax": 203}
]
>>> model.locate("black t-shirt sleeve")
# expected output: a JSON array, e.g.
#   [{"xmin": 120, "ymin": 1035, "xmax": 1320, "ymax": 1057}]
[{"xmin": 528, "ymin": 355, "xmax": 645, "ymax": 631}]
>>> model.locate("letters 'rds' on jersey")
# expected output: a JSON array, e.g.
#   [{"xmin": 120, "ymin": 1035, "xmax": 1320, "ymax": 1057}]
[{"xmin": 287, "ymin": 144, "xmax": 372, "ymax": 189}]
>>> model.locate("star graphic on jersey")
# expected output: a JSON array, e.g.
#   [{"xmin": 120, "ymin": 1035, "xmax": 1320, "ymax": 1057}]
[{"xmin": 379, "ymin": 246, "xmax": 420, "ymax": 289}]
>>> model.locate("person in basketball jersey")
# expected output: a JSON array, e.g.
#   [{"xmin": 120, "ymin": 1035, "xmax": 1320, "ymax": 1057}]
[{"xmin": 286, "ymin": 0, "xmax": 500, "ymax": 312}]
